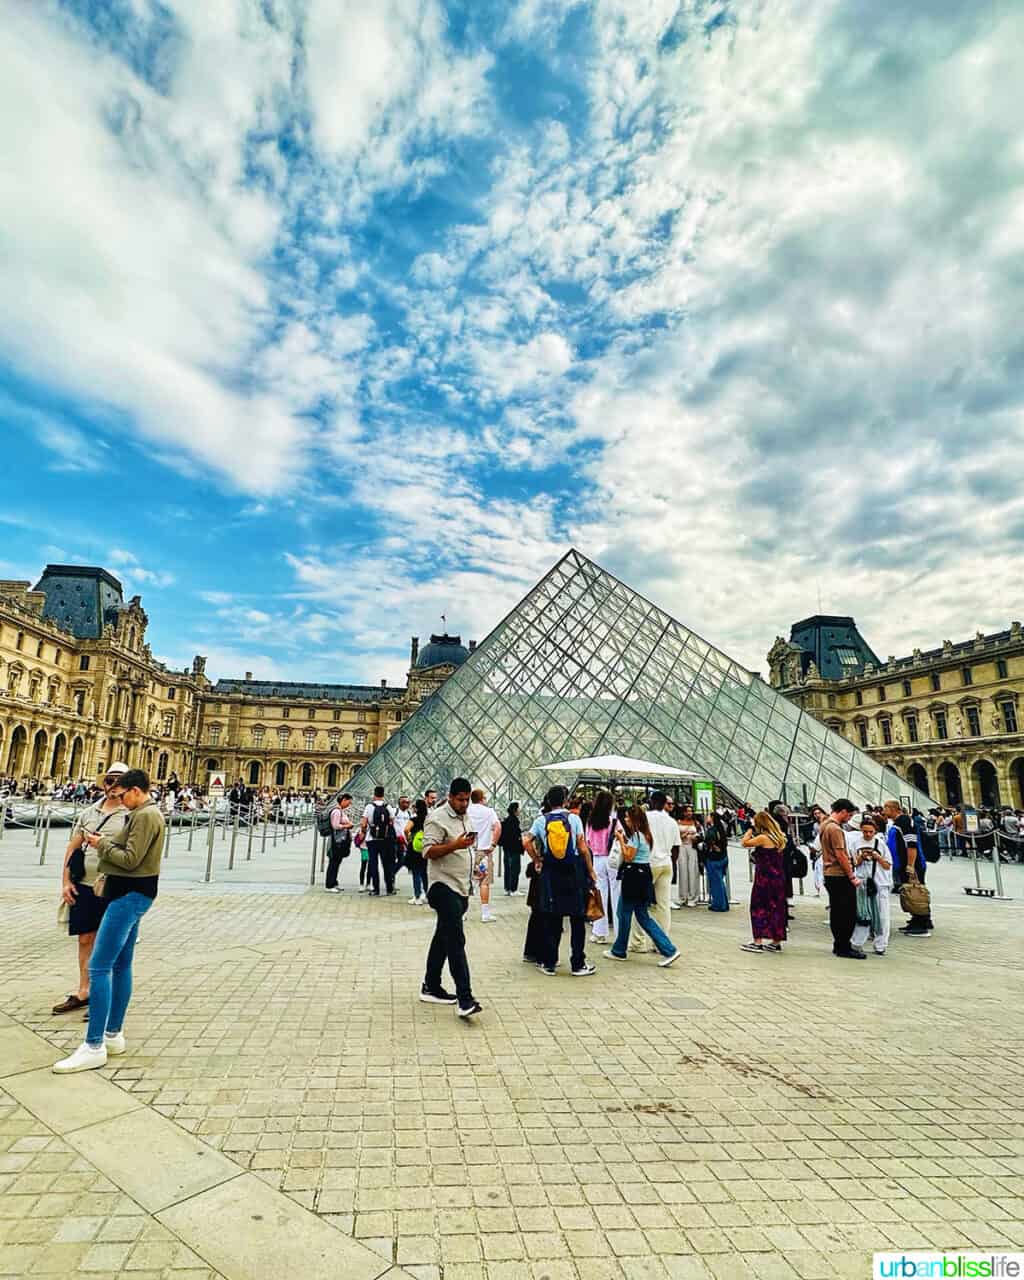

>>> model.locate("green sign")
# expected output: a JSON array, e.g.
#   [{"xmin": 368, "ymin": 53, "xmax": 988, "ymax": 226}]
[{"xmin": 693, "ymin": 780, "xmax": 714, "ymax": 813}]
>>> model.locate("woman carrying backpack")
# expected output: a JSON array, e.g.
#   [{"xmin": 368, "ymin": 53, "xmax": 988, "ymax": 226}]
[
  {"xmin": 585, "ymin": 789, "xmax": 626, "ymax": 945},
  {"xmin": 405, "ymin": 799, "xmax": 429, "ymax": 905}
]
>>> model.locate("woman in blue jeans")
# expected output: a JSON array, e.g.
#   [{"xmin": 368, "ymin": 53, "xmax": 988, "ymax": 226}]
[
  {"xmin": 54, "ymin": 769, "xmax": 164, "ymax": 1074},
  {"xmin": 607, "ymin": 805, "xmax": 679, "ymax": 967},
  {"xmin": 702, "ymin": 814, "xmax": 730, "ymax": 912}
]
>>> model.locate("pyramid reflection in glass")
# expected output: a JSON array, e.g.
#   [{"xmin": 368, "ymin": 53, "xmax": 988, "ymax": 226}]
[{"xmin": 343, "ymin": 550, "xmax": 931, "ymax": 813}]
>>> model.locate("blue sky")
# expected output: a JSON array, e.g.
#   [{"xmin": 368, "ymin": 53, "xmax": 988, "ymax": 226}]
[{"xmin": 1, "ymin": 0, "xmax": 1021, "ymax": 686}]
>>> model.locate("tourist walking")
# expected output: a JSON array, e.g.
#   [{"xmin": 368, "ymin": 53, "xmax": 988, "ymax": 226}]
[
  {"xmin": 499, "ymin": 802, "xmax": 523, "ymax": 895},
  {"xmin": 585, "ymin": 789, "xmax": 625, "ymax": 944},
  {"xmin": 53, "ymin": 769, "xmax": 165, "ymax": 1073},
  {"xmin": 53, "ymin": 763, "xmax": 129, "ymax": 1016},
  {"xmin": 820, "ymin": 799, "xmax": 864, "ymax": 959},
  {"xmin": 525, "ymin": 785, "xmax": 597, "ymax": 976},
  {"xmin": 702, "ymin": 811, "xmax": 730, "ymax": 911},
  {"xmin": 405, "ymin": 798, "xmax": 429, "ymax": 904},
  {"xmin": 673, "ymin": 804, "xmax": 701, "ymax": 908},
  {"xmin": 325, "ymin": 793, "xmax": 353, "ymax": 892},
  {"xmin": 606, "ymin": 804, "xmax": 680, "ymax": 967},
  {"xmin": 468, "ymin": 788, "xmax": 501, "ymax": 922},
  {"xmin": 631, "ymin": 791, "xmax": 677, "ymax": 952},
  {"xmin": 739, "ymin": 811, "xmax": 789, "ymax": 953},
  {"xmin": 420, "ymin": 778, "xmax": 482, "ymax": 1018}
]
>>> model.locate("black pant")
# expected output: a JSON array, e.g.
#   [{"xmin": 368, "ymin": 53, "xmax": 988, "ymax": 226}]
[
  {"xmin": 825, "ymin": 876, "xmax": 857, "ymax": 954},
  {"xmin": 367, "ymin": 840, "xmax": 396, "ymax": 894},
  {"xmin": 544, "ymin": 914, "xmax": 586, "ymax": 971},
  {"xmin": 424, "ymin": 883, "xmax": 472, "ymax": 1004},
  {"xmin": 325, "ymin": 837, "xmax": 349, "ymax": 889},
  {"xmin": 523, "ymin": 909, "xmax": 546, "ymax": 964},
  {"xmin": 503, "ymin": 846, "xmax": 521, "ymax": 893}
]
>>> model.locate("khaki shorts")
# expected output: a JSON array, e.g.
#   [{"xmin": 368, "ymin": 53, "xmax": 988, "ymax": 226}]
[{"xmin": 472, "ymin": 849, "xmax": 494, "ymax": 884}]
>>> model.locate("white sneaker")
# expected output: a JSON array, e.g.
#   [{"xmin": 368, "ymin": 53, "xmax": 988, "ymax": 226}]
[
  {"xmin": 670, "ymin": 901, "xmax": 683, "ymax": 910},
  {"xmin": 481, "ymin": 911, "xmax": 496, "ymax": 923},
  {"xmin": 326, "ymin": 886, "xmax": 341, "ymax": 894},
  {"xmin": 53, "ymin": 1042, "xmax": 107, "ymax": 1074},
  {"xmin": 358, "ymin": 885, "xmax": 368, "ymax": 893},
  {"xmin": 589, "ymin": 935, "xmax": 607, "ymax": 945},
  {"xmin": 408, "ymin": 897, "xmax": 420, "ymax": 905},
  {"xmin": 104, "ymin": 1031, "xmax": 126, "ymax": 1056}
]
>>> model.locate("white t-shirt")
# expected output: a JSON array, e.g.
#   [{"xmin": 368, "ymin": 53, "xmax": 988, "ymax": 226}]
[
  {"xmin": 646, "ymin": 809, "xmax": 680, "ymax": 868},
  {"xmin": 850, "ymin": 833, "xmax": 893, "ymax": 889},
  {"xmin": 363, "ymin": 801, "xmax": 392, "ymax": 837},
  {"xmin": 393, "ymin": 808, "xmax": 412, "ymax": 841},
  {"xmin": 467, "ymin": 802, "xmax": 499, "ymax": 851}
]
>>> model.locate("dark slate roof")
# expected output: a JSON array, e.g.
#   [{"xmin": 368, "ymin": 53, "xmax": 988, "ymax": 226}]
[
  {"xmin": 33, "ymin": 565, "xmax": 124, "ymax": 640},
  {"xmin": 212, "ymin": 679, "xmax": 406, "ymax": 703},
  {"xmin": 416, "ymin": 633, "xmax": 470, "ymax": 669},
  {"xmin": 788, "ymin": 615, "xmax": 880, "ymax": 680}
]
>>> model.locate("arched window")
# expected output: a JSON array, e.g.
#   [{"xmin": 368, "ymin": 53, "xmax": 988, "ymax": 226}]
[
  {"xmin": 247, "ymin": 761, "xmax": 262, "ymax": 785},
  {"xmin": 205, "ymin": 758, "xmax": 220, "ymax": 771},
  {"xmin": 156, "ymin": 752, "xmax": 169, "ymax": 780},
  {"xmin": 326, "ymin": 763, "xmax": 340, "ymax": 788},
  {"xmin": 300, "ymin": 763, "xmax": 314, "ymax": 788},
  {"xmin": 274, "ymin": 761, "xmax": 287, "ymax": 786}
]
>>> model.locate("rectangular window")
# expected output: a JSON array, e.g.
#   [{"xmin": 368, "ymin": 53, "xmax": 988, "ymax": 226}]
[
  {"xmin": 79, "ymin": 655, "xmax": 90, "ymax": 671},
  {"xmin": 961, "ymin": 666, "xmax": 973, "ymax": 686},
  {"xmin": 931, "ymin": 672, "xmax": 941, "ymax": 692},
  {"xmin": 997, "ymin": 658, "xmax": 1009, "ymax": 679},
  {"xmin": 304, "ymin": 730, "xmax": 315, "ymax": 750},
  {"xmin": 827, "ymin": 694, "xmax": 836, "ymax": 708},
  {"xmin": 881, "ymin": 719, "xmax": 892, "ymax": 745},
  {"xmin": 329, "ymin": 732, "xmax": 340, "ymax": 752},
  {"xmin": 855, "ymin": 690, "xmax": 864, "ymax": 706},
  {"xmin": 252, "ymin": 726, "xmax": 265, "ymax": 746},
  {"xmin": 333, "ymin": 709, "xmax": 341, "ymax": 721},
  {"xmin": 209, "ymin": 725, "xmax": 221, "ymax": 746},
  {"xmin": 966, "ymin": 706, "xmax": 981, "ymax": 737},
  {"xmin": 1002, "ymin": 701, "xmax": 1018, "ymax": 733},
  {"xmin": 358, "ymin": 710, "xmax": 366, "ymax": 723},
  {"xmin": 902, "ymin": 679, "xmax": 912, "ymax": 697},
  {"xmin": 858, "ymin": 723, "xmax": 868, "ymax": 748},
  {"xmin": 934, "ymin": 711, "xmax": 948, "ymax": 739},
  {"xmin": 36, "ymin": 640, "xmax": 45, "ymax": 658},
  {"xmin": 309, "ymin": 709, "xmax": 316, "ymax": 720},
  {"xmin": 282, "ymin": 707, "xmax": 290, "ymax": 718},
  {"xmin": 877, "ymin": 686, "xmax": 887, "ymax": 702},
  {"xmin": 835, "ymin": 647, "xmax": 860, "ymax": 666},
  {"xmin": 167, "ymin": 687, "xmax": 176, "ymax": 700},
  {"xmin": 906, "ymin": 714, "xmax": 919, "ymax": 744}
]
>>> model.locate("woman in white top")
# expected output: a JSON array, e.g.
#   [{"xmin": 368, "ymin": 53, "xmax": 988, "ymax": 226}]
[
  {"xmin": 849, "ymin": 814, "xmax": 892, "ymax": 954},
  {"xmin": 673, "ymin": 805, "xmax": 701, "ymax": 907}
]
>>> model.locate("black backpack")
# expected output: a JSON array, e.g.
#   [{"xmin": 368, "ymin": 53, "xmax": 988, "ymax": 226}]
[
  {"xmin": 369, "ymin": 802, "xmax": 394, "ymax": 843},
  {"xmin": 316, "ymin": 805, "xmax": 336, "ymax": 838}
]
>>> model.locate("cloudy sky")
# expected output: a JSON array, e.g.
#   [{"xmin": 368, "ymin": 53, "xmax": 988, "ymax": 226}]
[{"xmin": 2, "ymin": 0, "xmax": 1021, "ymax": 686}]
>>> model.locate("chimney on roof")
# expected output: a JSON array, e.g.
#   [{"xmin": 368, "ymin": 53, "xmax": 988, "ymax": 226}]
[
  {"xmin": 469, "ymin": 640, "xmax": 477, "ymax": 652},
  {"xmin": 245, "ymin": 671, "xmax": 252, "ymax": 681},
  {"xmin": 410, "ymin": 636, "xmax": 419, "ymax": 665},
  {"xmin": 381, "ymin": 678, "xmax": 387, "ymax": 688}
]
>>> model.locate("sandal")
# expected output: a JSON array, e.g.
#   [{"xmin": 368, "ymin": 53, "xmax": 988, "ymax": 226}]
[{"xmin": 52, "ymin": 993, "xmax": 88, "ymax": 1015}]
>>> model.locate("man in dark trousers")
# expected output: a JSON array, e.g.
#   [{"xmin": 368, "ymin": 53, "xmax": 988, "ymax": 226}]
[
  {"xmin": 421, "ymin": 777, "xmax": 482, "ymax": 1019},
  {"xmin": 819, "ymin": 798, "xmax": 864, "ymax": 959}
]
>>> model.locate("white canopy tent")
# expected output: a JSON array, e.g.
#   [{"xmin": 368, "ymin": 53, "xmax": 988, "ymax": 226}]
[{"xmin": 537, "ymin": 755, "xmax": 698, "ymax": 779}]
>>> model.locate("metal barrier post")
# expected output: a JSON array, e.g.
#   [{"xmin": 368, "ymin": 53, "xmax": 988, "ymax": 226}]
[
  {"xmin": 273, "ymin": 812, "xmax": 278, "ymax": 847},
  {"xmin": 992, "ymin": 836, "xmax": 1008, "ymax": 899},
  {"xmin": 39, "ymin": 808, "xmax": 52, "ymax": 866},
  {"xmin": 163, "ymin": 816, "xmax": 172, "ymax": 862},
  {"xmin": 261, "ymin": 813, "xmax": 268, "ymax": 855},
  {"xmin": 204, "ymin": 806, "xmax": 216, "ymax": 883},
  {"xmin": 229, "ymin": 807, "xmax": 240, "ymax": 870},
  {"xmin": 34, "ymin": 798, "xmax": 43, "ymax": 846},
  {"xmin": 188, "ymin": 807, "xmax": 197, "ymax": 851},
  {"xmin": 971, "ymin": 837, "xmax": 982, "ymax": 890},
  {"xmin": 0, "ymin": 798, "xmax": 6, "ymax": 842},
  {"xmin": 309, "ymin": 822, "xmax": 319, "ymax": 886},
  {"xmin": 246, "ymin": 804, "xmax": 254, "ymax": 861}
]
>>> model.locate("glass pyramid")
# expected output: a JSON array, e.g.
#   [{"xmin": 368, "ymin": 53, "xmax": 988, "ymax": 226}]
[{"xmin": 344, "ymin": 549, "xmax": 932, "ymax": 813}]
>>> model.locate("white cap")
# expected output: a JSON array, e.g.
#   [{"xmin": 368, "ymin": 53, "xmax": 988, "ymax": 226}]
[{"xmin": 106, "ymin": 762, "xmax": 130, "ymax": 775}]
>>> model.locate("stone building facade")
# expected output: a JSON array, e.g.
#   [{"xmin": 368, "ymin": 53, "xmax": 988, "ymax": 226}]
[
  {"xmin": 768, "ymin": 615, "xmax": 1024, "ymax": 809},
  {"xmin": 0, "ymin": 565, "xmax": 471, "ymax": 792}
]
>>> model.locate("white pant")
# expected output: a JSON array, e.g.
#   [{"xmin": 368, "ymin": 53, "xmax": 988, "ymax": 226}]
[
  {"xmin": 591, "ymin": 856, "xmax": 620, "ymax": 939},
  {"xmin": 852, "ymin": 888, "xmax": 890, "ymax": 953},
  {"xmin": 674, "ymin": 846, "xmax": 700, "ymax": 904}
]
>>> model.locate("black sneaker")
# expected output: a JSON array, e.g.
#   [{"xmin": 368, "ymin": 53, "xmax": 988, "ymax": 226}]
[
  {"xmin": 457, "ymin": 1000, "xmax": 483, "ymax": 1019},
  {"xmin": 420, "ymin": 985, "xmax": 458, "ymax": 1005},
  {"xmin": 836, "ymin": 949, "xmax": 866, "ymax": 959}
]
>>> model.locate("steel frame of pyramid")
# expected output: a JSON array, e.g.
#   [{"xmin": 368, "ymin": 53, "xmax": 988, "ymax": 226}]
[{"xmin": 343, "ymin": 550, "xmax": 932, "ymax": 814}]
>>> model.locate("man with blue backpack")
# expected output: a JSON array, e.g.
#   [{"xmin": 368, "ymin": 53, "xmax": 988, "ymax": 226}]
[{"xmin": 524, "ymin": 785, "xmax": 598, "ymax": 977}]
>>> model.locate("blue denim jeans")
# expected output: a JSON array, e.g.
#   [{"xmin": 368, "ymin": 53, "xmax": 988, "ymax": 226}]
[
  {"xmin": 86, "ymin": 892, "xmax": 153, "ymax": 1046},
  {"xmin": 410, "ymin": 863, "xmax": 428, "ymax": 899},
  {"xmin": 610, "ymin": 899, "xmax": 676, "ymax": 959},
  {"xmin": 705, "ymin": 857, "xmax": 730, "ymax": 911}
]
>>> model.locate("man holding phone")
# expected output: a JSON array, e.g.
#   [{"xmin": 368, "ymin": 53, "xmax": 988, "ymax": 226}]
[{"xmin": 420, "ymin": 777, "xmax": 482, "ymax": 1018}]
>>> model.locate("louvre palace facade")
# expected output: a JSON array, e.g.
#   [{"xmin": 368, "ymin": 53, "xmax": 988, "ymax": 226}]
[
  {"xmin": 0, "ymin": 565, "xmax": 473, "ymax": 791},
  {"xmin": 769, "ymin": 615, "xmax": 1024, "ymax": 810}
]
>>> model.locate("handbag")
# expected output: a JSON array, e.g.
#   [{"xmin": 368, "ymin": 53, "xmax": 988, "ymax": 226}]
[
  {"xmin": 864, "ymin": 842, "xmax": 879, "ymax": 898},
  {"xmin": 585, "ymin": 886, "xmax": 604, "ymax": 922},
  {"xmin": 899, "ymin": 873, "xmax": 930, "ymax": 916}
]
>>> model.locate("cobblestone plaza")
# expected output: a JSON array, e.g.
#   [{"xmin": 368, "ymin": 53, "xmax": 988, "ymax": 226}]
[{"xmin": 1, "ymin": 824, "xmax": 1022, "ymax": 1280}]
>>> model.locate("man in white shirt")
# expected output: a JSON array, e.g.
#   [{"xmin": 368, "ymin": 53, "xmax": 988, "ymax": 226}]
[
  {"xmin": 632, "ymin": 792, "xmax": 678, "ymax": 953},
  {"xmin": 360, "ymin": 786, "xmax": 397, "ymax": 896},
  {"xmin": 467, "ymin": 788, "xmax": 501, "ymax": 923}
]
